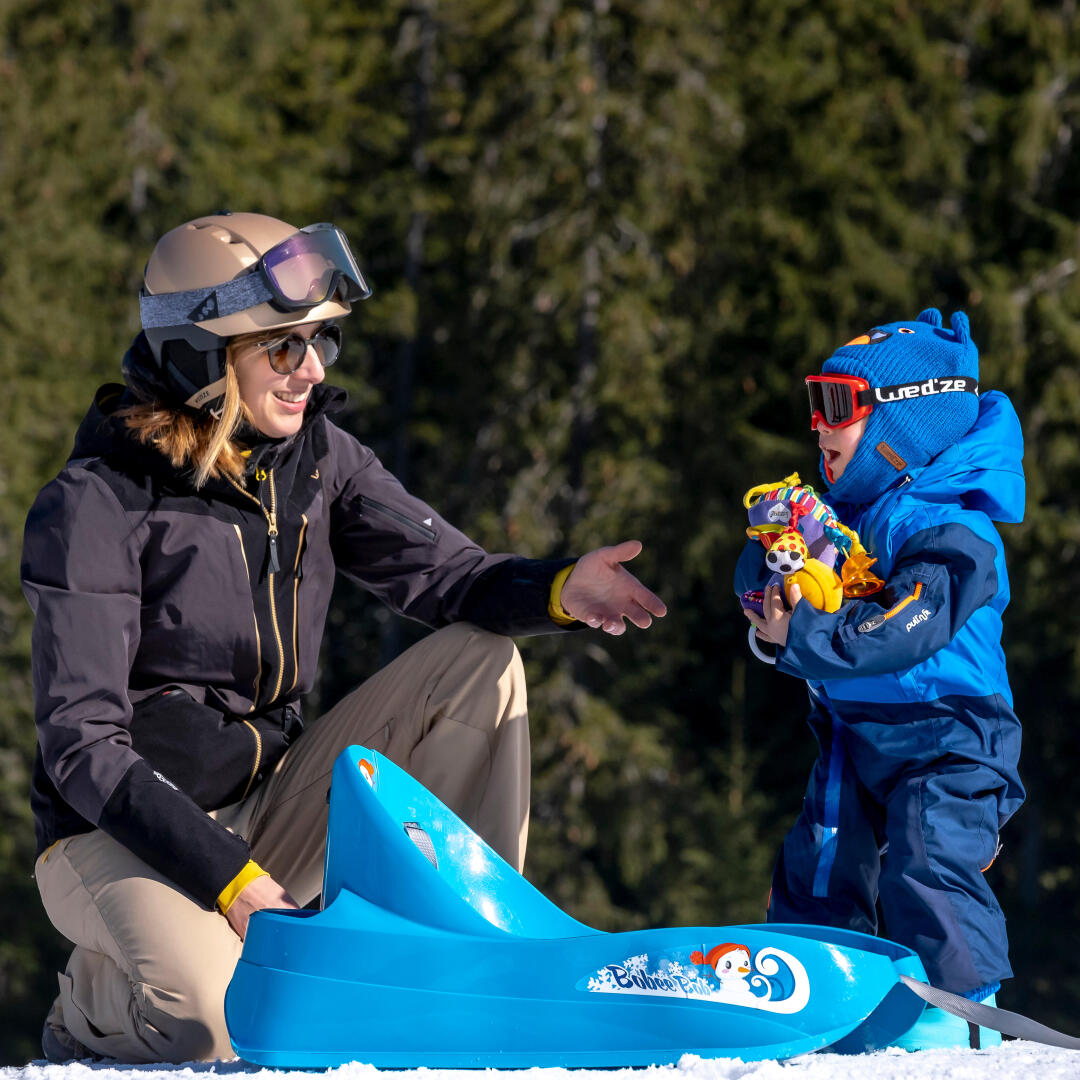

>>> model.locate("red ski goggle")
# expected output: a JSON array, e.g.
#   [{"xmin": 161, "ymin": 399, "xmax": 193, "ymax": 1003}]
[
  {"xmin": 805, "ymin": 374, "xmax": 874, "ymax": 429},
  {"xmin": 805, "ymin": 373, "xmax": 979, "ymax": 429}
]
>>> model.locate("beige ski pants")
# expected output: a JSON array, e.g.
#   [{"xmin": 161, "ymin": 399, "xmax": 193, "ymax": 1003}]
[{"xmin": 34, "ymin": 623, "xmax": 529, "ymax": 1064}]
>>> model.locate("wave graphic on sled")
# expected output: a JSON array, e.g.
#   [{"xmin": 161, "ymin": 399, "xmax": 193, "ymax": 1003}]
[{"xmin": 224, "ymin": 746, "xmax": 927, "ymax": 1068}]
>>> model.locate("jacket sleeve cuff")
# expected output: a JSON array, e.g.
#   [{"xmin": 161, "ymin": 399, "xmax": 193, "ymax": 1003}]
[
  {"xmin": 548, "ymin": 563, "xmax": 578, "ymax": 625},
  {"xmin": 217, "ymin": 860, "xmax": 269, "ymax": 914},
  {"xmin": 458, "ymin": 556, "xmax": 583, "ymax": 636}
]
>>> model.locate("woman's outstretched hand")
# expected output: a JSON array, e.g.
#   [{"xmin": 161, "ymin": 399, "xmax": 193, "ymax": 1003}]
[{"xmin": 560, "ymin": 540, "xmax": 667, "ymax": 635}]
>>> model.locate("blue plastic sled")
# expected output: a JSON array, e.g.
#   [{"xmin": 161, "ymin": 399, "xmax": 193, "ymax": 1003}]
[{"xmin": 225, "ymin": 746, "xmax": 928, "ymax": 1067}]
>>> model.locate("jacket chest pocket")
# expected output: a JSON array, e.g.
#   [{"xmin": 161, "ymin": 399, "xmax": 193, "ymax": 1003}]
[{"xmin": 359, "ymin": 495, "xmax": 437, "ymax": 541}]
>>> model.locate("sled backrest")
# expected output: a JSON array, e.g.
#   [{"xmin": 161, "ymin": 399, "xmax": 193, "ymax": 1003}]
[{"xmin": 321, "ymin": 746, "xmax": 591, "ymax": 939}]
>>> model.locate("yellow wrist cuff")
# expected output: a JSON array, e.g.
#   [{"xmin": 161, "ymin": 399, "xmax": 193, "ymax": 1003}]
[
  {"xmin": 548, "ymin": 563, "xmax": 577, "ymax": 626},
  {"xmin": 217, "ymin": 860, "xmax": 268, "ymax": 915}
]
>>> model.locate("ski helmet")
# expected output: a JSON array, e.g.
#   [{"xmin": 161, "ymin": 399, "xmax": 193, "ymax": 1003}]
[{"xmin": 132, "ymin": 212, "xmax": 371, "ymax": 413}]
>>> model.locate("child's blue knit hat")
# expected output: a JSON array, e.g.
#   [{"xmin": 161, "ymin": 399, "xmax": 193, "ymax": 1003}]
[{"xmin": 818, "ymin": 307, "xmax": 980, "ymax": 506}]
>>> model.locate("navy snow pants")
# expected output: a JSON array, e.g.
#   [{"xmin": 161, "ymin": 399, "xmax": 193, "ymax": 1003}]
[{"xmin": 767, "ymin": 695, "xmax": 1023, "ymax": 995}]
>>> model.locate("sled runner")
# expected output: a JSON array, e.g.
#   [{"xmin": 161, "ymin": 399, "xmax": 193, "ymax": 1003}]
[{"xmin": 225, "ymin": 745, "xmax": 933, "ymax": 1067}]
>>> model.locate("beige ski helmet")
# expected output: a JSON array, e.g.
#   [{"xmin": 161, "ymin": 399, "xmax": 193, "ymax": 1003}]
[{"xmin": 134, "ymin": 211, "xmax": 371, "ymax": 413}]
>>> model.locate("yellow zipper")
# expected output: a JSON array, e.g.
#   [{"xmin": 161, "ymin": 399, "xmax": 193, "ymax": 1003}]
[
  {"xmin": 288, "ymin": 514, "xmax": 308, "ymax": 695},
  {"xmin": 233, "ymin": 524, "xmax": 262, "ymax": 708},
  {"xmin": 265, "ymin": 470, "xmax": 285, "ymax": 703},
  {"xmin": 227, "ymin": 469, "xmax": 286, "ymax": 706},
  {"xmin": 239, "ymin": 719, "xmax": 263, "ymax": 799}
]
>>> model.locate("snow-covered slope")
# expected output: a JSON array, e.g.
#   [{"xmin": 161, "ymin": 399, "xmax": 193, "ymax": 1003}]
[{"xmin": 5, "ymin": 1043, "xmax": 1080, "ymax": 1080}]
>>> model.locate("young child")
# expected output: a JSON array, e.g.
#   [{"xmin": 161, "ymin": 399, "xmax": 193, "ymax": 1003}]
[{"xmin": 736, "ymin": 308, "xmax": 1025, "ymax": 1050}]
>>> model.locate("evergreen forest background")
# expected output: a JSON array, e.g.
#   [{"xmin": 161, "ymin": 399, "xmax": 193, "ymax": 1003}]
[{"xmin": 2, "ymin": 0, "xmax": 1080, "ymax": 1064}]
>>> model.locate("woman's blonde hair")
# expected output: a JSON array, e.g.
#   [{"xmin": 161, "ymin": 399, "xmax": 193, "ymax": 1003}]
[{"xmin": 121, "ymin": 345, "xmax": 252, "ymax": 488}]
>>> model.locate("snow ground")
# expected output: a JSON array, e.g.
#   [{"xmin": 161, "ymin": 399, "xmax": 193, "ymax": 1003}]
[{"xmin": 5, "ymin": 1043, "xmax": 1080, "ymax": 1080}]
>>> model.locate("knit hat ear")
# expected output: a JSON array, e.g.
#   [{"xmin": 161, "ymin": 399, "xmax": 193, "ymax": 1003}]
[{"xmin": 818, "ymin": 307, "xmax": 981, "ymax": 506}]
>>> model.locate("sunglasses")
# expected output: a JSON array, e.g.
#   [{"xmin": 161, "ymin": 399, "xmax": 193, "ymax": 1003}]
[
  {"xmin": 253, "ymin": 324, "xmax": 342, "ymax": 374},
  {"xmin": 805, "ymin": 373, "xmax": 979, "ymax": 429}
]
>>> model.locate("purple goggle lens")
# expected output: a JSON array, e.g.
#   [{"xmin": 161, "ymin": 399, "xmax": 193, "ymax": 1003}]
[{"xmin": 260, "ymin": 223, "xmax": 372, "ymax": 310}]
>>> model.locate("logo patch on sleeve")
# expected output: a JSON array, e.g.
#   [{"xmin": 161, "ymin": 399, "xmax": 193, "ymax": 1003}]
[
  {"xmin": 153, "ymin": 770, "xmax": 179, "ymax": 791},
  {"xmin": 905, "ymin": 608, "xmax": 933, "ymax": 632}
]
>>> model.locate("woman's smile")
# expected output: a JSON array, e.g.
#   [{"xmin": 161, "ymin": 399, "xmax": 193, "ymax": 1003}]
[{"xmin": 232, "ymin": 324, "xmax": 327, "ymax": 437}]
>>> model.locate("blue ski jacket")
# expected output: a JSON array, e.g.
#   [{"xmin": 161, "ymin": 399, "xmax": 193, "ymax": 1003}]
[{"xmin": 735, "ymin": 390, "xmax": 1025, "ymax": 810}]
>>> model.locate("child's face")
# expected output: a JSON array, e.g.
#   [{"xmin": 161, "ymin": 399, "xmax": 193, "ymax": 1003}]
[{"xmin": 815, "ymin": 416, "xmax": 866, "ymax": 482}]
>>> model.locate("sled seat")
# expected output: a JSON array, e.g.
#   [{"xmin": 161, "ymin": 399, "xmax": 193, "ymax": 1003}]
[{"xmin": 322, "ymin": 745, "xmax": 592, "ymax": 938}]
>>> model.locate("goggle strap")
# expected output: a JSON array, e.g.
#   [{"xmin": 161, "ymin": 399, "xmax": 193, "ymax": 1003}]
[
  {"xmin": 817, "ymin": 378, "xmax": 979, "ymax": 413},
  {"xmin": 868, "ymin": 376, "xmax": 979, "ymax": 401},
  {"xmin": 140, "ymin": 271, "xmax": 275, "ymax": 330}
]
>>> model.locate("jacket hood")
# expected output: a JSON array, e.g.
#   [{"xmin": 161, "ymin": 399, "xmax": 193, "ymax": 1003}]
[
  {"xmin": 903, "ymin": 389, "xmax": 1025, "ymax": 524},
  {"xmin": 122, "ymin": 330, "xmax": 173, "ymax": 406},
  {"xmin": 69, "ymin": 384, "xmax": 135, "ymax": 462}
]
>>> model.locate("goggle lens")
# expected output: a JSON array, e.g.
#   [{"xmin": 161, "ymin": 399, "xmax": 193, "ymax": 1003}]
[
  {"xmin": 270, "ymin": 247, "xmax": 339, "ymax": 306},
  {"xmin": 805, "ymin": 374, "xmax": 869, "ymax": 429},
  {"xmin": 809, "ymin": 381, "xmax": 852, "ymax": 426},
  {"xmin": 261, "ymin": 224, "xmax": 371, "ymax": 308},
  {"xmin": 261, "ymin": 325, "xmax": 342, "ymax": 374}
]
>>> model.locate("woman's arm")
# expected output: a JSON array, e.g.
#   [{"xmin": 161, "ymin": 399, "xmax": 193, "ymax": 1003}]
[
  {"xmin": 325, "ymin": 424, "xmax": 581, "ymax": 634},
  {"xmin": 22, "ymin": 467, "xmax": 253, "ymax": 909}
]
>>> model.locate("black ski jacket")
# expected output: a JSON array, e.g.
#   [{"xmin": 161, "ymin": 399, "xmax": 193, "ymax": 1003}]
[{"xmin": 22, "ymin": 382, "xmax": 574, "ymax": 908}]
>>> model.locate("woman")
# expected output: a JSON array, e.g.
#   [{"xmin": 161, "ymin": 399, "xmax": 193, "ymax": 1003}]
[{"xmin": 22, "ymin": 212, "xmax": 665, "ymax": 1064}]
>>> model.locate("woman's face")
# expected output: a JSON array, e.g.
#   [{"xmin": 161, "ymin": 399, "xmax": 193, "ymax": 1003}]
[{"xmin": 231, "ymin": 321, "xmax": 328, "ymax": 438}]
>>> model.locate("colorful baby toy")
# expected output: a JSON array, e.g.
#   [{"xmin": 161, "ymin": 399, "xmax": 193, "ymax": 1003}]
[{"xmin": 741, "ymin": 472, "xmax": 884, "ymax": 663}]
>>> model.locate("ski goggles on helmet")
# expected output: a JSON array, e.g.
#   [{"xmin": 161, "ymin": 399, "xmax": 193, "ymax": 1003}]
[
  {"xmin": 259, "ymin": 224, "xmax": 370, "ymax": 309},
  {"xmin": 805, "ymin": 373, "xmax": 979, "ymax": 430},
  {"xmin": 255, "ymin": 324, "xmax": 342, "ymax": 374},
  {"xmin": 139, "ymin": 223, "xmax": 371, "ymax": 330}
]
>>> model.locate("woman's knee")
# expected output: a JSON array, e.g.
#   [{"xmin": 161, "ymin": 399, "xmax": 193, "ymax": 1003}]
[
  {"xmin": 437, "ymin": 621, "xmax": 521, "ymax": 667},
  {"xmin": 431, "ymin": 623, "xmax": 525, "ymax": 697}
]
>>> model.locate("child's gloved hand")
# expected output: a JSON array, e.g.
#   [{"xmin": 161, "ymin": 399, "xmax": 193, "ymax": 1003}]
[{"xmin": 743, "ymin": 582, "xmax": 802, "ymax": 648}]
